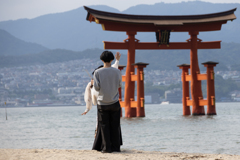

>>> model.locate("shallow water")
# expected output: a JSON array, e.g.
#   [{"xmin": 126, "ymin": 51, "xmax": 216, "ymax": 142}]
[{"xmin": 0, "ymin": 103, "xmax": 240, "ymax": 155}]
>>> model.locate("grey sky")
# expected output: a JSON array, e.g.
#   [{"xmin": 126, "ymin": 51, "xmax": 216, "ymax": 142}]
[{"xmin": 0, "ymin": 0, "xmax": 239, "ymax": 22}]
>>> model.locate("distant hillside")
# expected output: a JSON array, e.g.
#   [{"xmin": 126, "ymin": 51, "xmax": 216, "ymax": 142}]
[
  {"xmin": 0, "ymin": 29, "xmax": 48, "ymax": 55},
  {"xmin": 0, "ymin": 5, "xmax": 121, "ymax": 51},
  {"xmin": 0, "ymin": 2, "xmax": 239, "ymax": 51},
  {"xmin": 0, "ymin": 48, "xmax": 103, "ymax": 68},
  {"xmin": 1, "ymin": 42, "xmax": 240, "ymax": 71}
]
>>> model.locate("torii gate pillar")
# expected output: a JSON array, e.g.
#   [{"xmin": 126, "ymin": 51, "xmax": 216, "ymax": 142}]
[
  {"xmin": 202, "ymin": 61, "xmax": 218, "ymax": 115},
  {"xmin": 189, "ymin": 31, "xmax": 205, "ymax": 115},
  {"xmin": 124, "ymin": 31, "xmax": 137, "ymax": 117},
  {"xmin": 133, "ymin": 62, "xmax": 149, "ymax": 117},
  {"xmin": 178, "ymin": 64, "xmax": 191, "ymax": 115}
]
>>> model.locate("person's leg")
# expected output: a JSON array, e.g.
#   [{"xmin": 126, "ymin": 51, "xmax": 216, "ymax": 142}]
[
  {"xmin": 92, "ymin": 108, "xmax": 102, "ymax": 151},
  {"xmin": 97, "ymin": 104, "xmax": 112, "ymax": 152},
  {"xmin": 92, "ymin": 121, "xmax": 102, "ymax": 151},
  {"xmin": 109, "ymin": 101, "xmax": 121, "ymax": 151},
  {"xmin": 119, "ymin": 125, "xmax": 123, "ymax": 146}
]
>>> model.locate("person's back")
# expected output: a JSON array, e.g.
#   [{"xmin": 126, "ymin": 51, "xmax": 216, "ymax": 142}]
[
  {"xmin": 82, "ymin": 53, "xmax": 121, "ymax": 115},
  {"xmin": 93, "ymin": 67, "xmax": 121, "ymax": 105},
  {"xmin": 92, "ymin": 50, "xmax": 123, "ymax": 153}
]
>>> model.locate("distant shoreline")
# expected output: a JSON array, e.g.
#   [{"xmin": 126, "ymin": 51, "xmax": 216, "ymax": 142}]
[
  {"xmin": 1, "ymin": 101, "xmax": 240, "ymax": 108},
  {"xmin": 1, "ymin": 149, "xmax": 240, "ymax": 160},
  {"xmin": 0, "ymin": 104, "xmax": 83, "ymax": 108}
]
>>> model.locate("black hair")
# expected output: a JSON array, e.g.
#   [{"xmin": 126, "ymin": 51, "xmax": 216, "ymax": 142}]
[
  {"xmin": 92, "ymin": 65, "xmax": 103, "ymax": 75},
  {"xmin": 100, "ymin": 51, "xmax": 114, "ymax": 63}
]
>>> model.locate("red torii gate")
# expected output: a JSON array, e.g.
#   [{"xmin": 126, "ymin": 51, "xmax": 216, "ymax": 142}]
[{"xmin": 84, "ymin": 6, "xmax": 236, "ymax": 117}]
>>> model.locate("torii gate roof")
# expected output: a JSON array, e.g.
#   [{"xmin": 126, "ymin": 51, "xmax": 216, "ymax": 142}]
[{"xmin": 84, "ymin": 6, "xmax": 237, "ymax": 32}]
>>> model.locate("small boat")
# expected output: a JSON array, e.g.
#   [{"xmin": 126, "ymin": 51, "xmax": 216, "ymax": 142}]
[{"xmin": 160, "ymin": 101, "xmax": 170, "ymax": 105}]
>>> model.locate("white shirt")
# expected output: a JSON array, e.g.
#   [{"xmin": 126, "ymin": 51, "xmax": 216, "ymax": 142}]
[{"xmin": 84, "ymin": 60, "xmax": 119, "ymax": 113}]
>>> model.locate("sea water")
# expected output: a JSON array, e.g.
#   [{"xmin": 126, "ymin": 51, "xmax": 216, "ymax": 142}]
[{"xmin": 0, "ymin": 103, "xmax": 240, "ymax": 155}]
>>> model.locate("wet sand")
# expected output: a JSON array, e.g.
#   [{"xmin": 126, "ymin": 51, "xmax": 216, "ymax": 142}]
[{"xmin": 1, "ymin": 149, "xmax": 240, "ymax": 160}]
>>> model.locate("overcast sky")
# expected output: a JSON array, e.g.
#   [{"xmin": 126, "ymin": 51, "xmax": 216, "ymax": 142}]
[{"xmin": 0, "ymin": 0, "xmax": 239, "ymax": 22}]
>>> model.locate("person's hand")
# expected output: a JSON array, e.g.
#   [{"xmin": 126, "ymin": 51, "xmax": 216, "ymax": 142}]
[
  {"xmin": 115, "ymin": 52, "xmax": 121, "ymax": 61},
  {"xmin": 91, "ymin": 79, "xmax": 94, "ymax": 85},
  {"xmin": 81, "ymin": 112, "xmax": 87, "ymax": 115}
]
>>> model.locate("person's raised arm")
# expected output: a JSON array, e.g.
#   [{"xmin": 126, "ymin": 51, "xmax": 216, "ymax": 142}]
[{"xmin": 112, "ymin": 52, "xmax": 121, "ymax": 69}]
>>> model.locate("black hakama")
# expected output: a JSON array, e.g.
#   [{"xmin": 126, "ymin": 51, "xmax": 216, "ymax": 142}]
[{"xmin": 92, "ymin": 101, "xmax": 122, "ymax": 152}]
